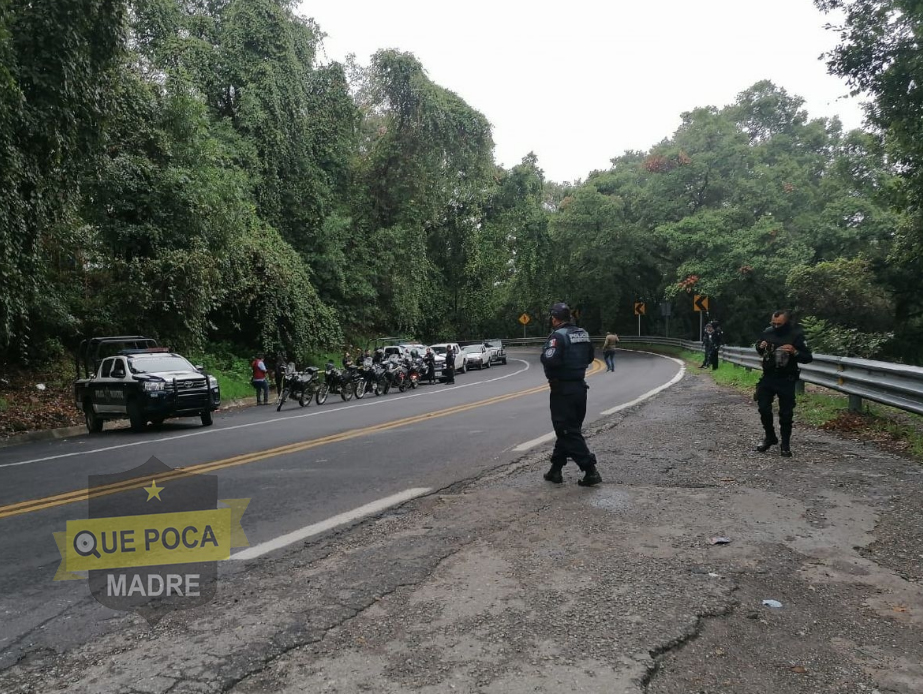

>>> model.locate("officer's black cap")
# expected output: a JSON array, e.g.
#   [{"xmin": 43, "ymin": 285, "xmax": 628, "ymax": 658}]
[{"xmin": 550, "ymin": 302, "xmax": 571, "ymax": 320}]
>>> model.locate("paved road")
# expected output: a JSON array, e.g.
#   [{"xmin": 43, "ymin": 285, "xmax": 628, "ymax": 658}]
[{"xmin": 0, "ymin": 349, "xmax": 681, "ymax": 664}]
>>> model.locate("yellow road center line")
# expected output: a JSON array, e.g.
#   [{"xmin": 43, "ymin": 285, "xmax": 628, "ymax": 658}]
[{"xmin": 1, "ymin": 359, "xmax": 604, "ymax": 520}]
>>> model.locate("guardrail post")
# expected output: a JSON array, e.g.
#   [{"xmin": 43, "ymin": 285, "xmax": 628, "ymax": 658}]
[{"xmin": 848, "ymin": 395, "xmax": 863, "ymax": 412}]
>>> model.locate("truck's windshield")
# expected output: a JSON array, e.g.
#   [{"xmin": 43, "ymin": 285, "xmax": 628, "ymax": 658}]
[{"xmin": 128, "ymin": 356, "xmax": 195, "ymax": 374}]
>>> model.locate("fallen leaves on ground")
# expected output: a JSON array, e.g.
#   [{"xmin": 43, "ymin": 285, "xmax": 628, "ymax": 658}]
[
  {"xmin": 818, "ymin": 410, "xmax": 919, "ymax": 458},
  {"xmin": 0, "ymin": 367, "xmax": 83, "ymax": 439}
]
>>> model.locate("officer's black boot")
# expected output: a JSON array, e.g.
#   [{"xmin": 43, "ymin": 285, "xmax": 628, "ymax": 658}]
[
  {"xmin": 577, "ymin": 456, "xmax": 602, "ymax": 487},
  {"xmin": 755, "ymin": 411, "xmax": 778, "ymax": 452},
  {"xmin": 780, "ymin": 424, "xmax": 793, "ymax": 457},
  {"xmin": 543, "ymin": 463, "xmax": 564, "ymax": 484}
]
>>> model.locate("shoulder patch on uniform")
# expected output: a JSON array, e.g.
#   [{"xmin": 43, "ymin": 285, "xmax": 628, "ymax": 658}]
[
  {"xmin": 548, "ymin": 338, "xmax": 557, "ymax": 347},
  {"xmin": 544, "ymin": 348, "xmax": 556, "ymax": 358}
]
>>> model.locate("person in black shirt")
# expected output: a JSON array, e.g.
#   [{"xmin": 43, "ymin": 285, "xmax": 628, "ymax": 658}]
[
  {"xmin": 540, "ymin": 302, "xmax": 601, "ymax": 486},
  {"xmin": 700, "ymin": 322, "xmax": 722, "ymax": 370},
  {"xmin": 754, "ymin": 310, "xmax": 813, "ymax": 457},
  {"xmin": 443, "ymin": 344, "xmax": 456, "ymax": 384}
]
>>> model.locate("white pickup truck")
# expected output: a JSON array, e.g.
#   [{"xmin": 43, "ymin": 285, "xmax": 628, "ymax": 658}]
[{"xmin": 482, "ymin": 339, "xmax": 507, "ymax": 366}]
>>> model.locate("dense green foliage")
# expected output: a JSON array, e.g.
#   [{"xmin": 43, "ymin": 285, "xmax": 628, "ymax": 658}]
[
  {"xmin": 814, "ymin": 0, "xmax": 923, "ymax": 359},
  {"xmin": 1, "ymin": 1, "xmax": 920, "ymax": 365}
]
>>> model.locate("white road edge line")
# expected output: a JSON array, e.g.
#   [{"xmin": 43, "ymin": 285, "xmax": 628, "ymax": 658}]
[
  {"xmin": 512, "ymin": 432, "xmax": 556, "ymax": 452},
  {"xmin": 1, "ymin": 359, "xmax": 532, "ymax": 469},
  {"xmin": 599, "ymin": 353, "xmax": 686, "ymax": 416},
  {"xmin": 512, "ymin": 352, "xmax": 686, "ymax": 451},
  {"xmin": 232, "ymin": 487, "xmax": 432, "ymax": 561}
]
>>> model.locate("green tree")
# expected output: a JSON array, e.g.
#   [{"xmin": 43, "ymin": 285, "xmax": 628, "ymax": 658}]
[
  {"xmin": 786, "ymin": 257, "xmax": 893, "ymax": 331},
  {"xmin": 816, "ymin": 0, "xmax": 923, "ymax": 361},
  {"xmin": 0, "ymin": 0, "xmax": 125, "ymax": 357}
]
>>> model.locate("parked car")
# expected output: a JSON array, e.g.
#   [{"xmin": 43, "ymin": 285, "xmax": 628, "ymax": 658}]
[
  {"xmin": 462, "ymin": 344, "xmax": 492, "ymax": 370},
  {"xmin": 483, "ymin": 339, "xmax": 507, "ymax": 365},
  {"xmin": 428, "ymin": 343, "xmax": 466, "ymax": 378}
]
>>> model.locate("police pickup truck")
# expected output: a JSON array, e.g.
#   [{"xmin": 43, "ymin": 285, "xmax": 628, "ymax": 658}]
[{"xmin": 74, "ymin": 336, "xmax": 220, "ymax": 433}]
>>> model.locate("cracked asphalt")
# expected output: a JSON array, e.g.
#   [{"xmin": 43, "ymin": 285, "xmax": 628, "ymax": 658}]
[{"xmin": 1, "ymin": 368, "xmax": 922, "ymax": 693}]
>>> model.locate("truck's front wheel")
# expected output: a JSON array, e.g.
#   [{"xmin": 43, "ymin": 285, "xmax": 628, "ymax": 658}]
[
  {"xmin": 127, "ymin": 399, "xmax": 146, "ymax": 432},
  {"xmin": 201, "ymin": 410, "xmax": 213, "ymax": 427},
  {"xmin": 84, "ymin": 402, "xmax": 103, "ymax": 434}
]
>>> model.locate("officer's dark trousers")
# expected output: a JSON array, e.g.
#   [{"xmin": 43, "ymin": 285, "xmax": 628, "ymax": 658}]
[
  {"xmin": 757, "ymin": 376, "xmax": 797, "ymax": 445},
  {"xmin": 549, "ymin": 383, "xmax": 595, "ymax": 470}
]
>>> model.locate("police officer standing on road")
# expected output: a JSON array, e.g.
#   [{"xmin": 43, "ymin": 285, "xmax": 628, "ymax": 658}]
[
  {"xmin": 754, "ymin": 309, "xmax": 813, "ymax": 457},
  {"xmin": 541, "ymin": 302, "xmax": 601, "ymax": 486},
  {"xmin": 443, "ymin": 344, "xmax": 456, "ymax": 385}
]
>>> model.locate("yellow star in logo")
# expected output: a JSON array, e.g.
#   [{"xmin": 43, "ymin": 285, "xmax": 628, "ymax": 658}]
[{"xmin": 144, "ymin": 480, "xmax": 164, "ymax": 501}]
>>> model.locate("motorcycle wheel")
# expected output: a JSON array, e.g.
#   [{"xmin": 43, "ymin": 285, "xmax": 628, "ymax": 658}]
[
  {"xmin": 316, "ymin": 383, "xmax": 329, "ymax": 405},
  {"xmin": 354, "ymin": 380, "xmax": 366, "ymax": 399},
  {"xmin": 299, "ymin": 389, "xmax": 312, "ymax": 407},
  {"xmin": 341, "ymin": 383, "xmax": 354, "ymax": 401},
  {"xmin": 277, "ymin": 389, "xmax": 289, "ymax": 412},
  {"xmin": 398, "ymin": 382, "xmax": 406, "ymax": 393}
]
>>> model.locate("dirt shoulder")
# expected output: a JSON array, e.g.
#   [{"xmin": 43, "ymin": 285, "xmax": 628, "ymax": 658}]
[
  {"xmin": 0, "ymin": 366, "xmax": 83, "ymax": 437},
  {"xmin": 1, "ymin": 370, "xmax": 922, "ymax": 693}
]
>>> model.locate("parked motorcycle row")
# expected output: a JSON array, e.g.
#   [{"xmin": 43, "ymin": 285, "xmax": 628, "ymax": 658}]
[{"xmin": 274, "ymin": 354, "xmax": 453, "ymax": 411}]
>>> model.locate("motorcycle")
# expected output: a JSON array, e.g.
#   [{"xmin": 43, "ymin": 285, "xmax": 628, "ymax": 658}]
[
  {"xmin": 397, "ymin": 358, "xmax": 419, "ymax": 392},
  {"xmin": 380, "ymin": 359, "xmax": 401, "ymax": 394},
  {"xmin": 345, "ymin": 364, "xmax": 367, "ymax": 399},
  {"xmin": 315, "ymin": 362, "xmax": 354, "ymax": 404},
  {"xmin": 276, "ymin": 366, "xmax": 320, "ymax": 411},
  {"xmin": 357, "ymin": 359, "xmax": 387, "ymax": 397}
]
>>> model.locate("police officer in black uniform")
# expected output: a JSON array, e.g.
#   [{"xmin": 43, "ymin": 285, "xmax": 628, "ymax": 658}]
[
  {"xmin": 540, "ymin": 302, "xmax": 601, "ymax": 486},
  {"xmin": 443, "ymin": 344, "xmax": 456, "ymax": 385},
  {"xmin": 754, "ymin": 309, "xmax": 813, "ymax": 457}
]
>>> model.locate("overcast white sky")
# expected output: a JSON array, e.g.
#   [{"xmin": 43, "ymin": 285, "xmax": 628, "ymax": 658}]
[{"xmin": 300, "ymin": 0, "xmax": 865, "ymax": 183}]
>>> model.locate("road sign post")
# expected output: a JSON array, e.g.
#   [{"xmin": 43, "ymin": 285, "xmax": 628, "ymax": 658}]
[
  {"xmin": 693, "ymin": 295, "xmax": 709, "ymax": 340},
  {"xmin": 518, "ymin": 312, "xmax": 530, "ymax": 338},
  {"xmin": 634, "ymin": 302, "xmax": 646, "ymax": 336},
  {"xmin": 660, "ymin": 302, "xmax": 672, "ymax": 338}
]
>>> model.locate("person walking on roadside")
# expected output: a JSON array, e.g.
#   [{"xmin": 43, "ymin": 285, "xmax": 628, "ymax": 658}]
[
  {"xmin": 754, "ymin": 310, "xmax": 813, "ymax": 457},
  {"xmin": 541, "ymin": 302, "xmax": 601, "ymax": 486},
  {"xmin": 251, "ymin": 353, "xmax": 270, "ymax": 405},
  {"xmin": 602, "ymin": 332, "xmax": 620, "ymax": 372}
]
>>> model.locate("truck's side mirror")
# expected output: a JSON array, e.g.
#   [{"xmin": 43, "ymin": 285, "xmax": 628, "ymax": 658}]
[{"xmin": 194, "ymin": 365, "xmax": 204, "ymax": 372}]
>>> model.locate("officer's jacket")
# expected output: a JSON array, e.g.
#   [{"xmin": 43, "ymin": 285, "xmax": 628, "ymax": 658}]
[
  {"xmin": 755, "ymin": 324, "xmax": 813, "ymax": 378},
  {"xmin": 541, "ymin": 324, "xmax": 594, "ymax": 382}
]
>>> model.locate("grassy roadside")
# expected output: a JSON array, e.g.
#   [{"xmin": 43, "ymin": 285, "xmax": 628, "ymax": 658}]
[{"xmin": 620, "ymin": 343, "xmax": 923, "ymax": 462}]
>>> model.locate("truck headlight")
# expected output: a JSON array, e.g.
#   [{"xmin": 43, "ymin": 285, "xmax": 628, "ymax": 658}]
[
  {"xmin": 208, "ymin": 375, "xmax": 218, "ymax": 389},
  {"xmin": 143, "ymin": 381, "xmax": 165, "ymax": 392}
]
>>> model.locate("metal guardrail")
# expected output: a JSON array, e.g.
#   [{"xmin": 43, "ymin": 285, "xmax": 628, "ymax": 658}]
[{"xmin": 505, "ymin": 335, "xmax": 923, "ymax": 416}]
